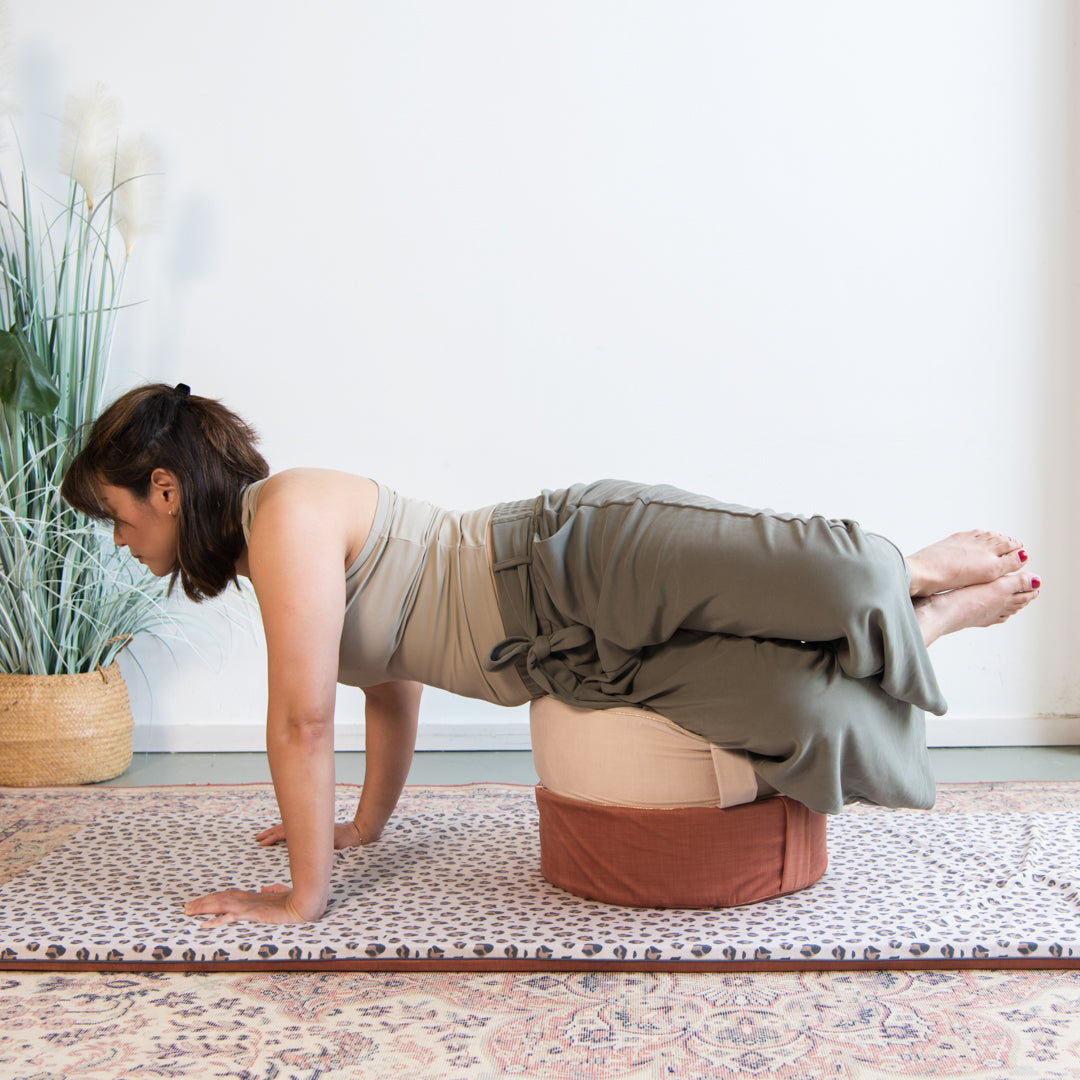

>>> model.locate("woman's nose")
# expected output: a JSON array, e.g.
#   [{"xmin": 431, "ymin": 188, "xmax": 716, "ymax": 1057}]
[{"xmin": 113, "ymin": 523, "xmax": 125, "ymax": 547}]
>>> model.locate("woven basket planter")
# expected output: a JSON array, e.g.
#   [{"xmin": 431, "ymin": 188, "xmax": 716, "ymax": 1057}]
[{"xmin": 0, "ymin": 663, "xmax": 133, "ymax": 786}]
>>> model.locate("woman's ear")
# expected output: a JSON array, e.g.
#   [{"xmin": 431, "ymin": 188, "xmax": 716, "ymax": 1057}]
[{"xmin": 149, "ymin": 468, "xmax": 181, "ymax": 512}]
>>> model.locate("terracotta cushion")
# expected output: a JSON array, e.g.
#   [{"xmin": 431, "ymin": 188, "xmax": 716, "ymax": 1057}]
[{"xmin": 535, "ymin": 784, "xmax": 828, "ymax": 908}]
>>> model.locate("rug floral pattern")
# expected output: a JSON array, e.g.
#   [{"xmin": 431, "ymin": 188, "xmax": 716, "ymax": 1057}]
[
  {"xmin": 4, "ymin": 967, "xmax": 1080, "ymax": 1079},
  {"xmin": 2, "ymin": 782, "xmax": 1080, "ymax": 970}
]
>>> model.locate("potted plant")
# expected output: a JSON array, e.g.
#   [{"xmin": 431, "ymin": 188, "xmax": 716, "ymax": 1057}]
[{"xmin": 0, "ymin": 81, "xmax": 172, "ymax": 785}]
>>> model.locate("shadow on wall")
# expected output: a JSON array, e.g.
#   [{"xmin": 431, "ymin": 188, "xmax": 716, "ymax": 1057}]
[{"xmin": 1034, "ymin": 2, "xmax": 1080, "ymax": 720}]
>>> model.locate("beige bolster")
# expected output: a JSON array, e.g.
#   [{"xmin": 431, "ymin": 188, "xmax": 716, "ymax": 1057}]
[{"xmin": 529, "ymin": 695, "xmax": 762, "ymax": 809}]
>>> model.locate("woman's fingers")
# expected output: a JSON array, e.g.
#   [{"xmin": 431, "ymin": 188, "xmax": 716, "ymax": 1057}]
[
  {"xmin": 183, "ymin": 888, "xmax": 249, "ymax": 926},
  {"xmin": 196, "ymin": 910, "xmax": 239, "ymax": 928},
  {"xmin": 255, "ymin": 823, "xmax": 286, "ymax": 846},
  {"xmin": 184, "ymin": 885, "xmax": 300, "ymax": 926}
]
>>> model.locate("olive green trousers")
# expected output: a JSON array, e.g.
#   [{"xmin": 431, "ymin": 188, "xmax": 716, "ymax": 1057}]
[{"xmin": 486, "ymin": 480, "xmax": 946, "ymax": 814}]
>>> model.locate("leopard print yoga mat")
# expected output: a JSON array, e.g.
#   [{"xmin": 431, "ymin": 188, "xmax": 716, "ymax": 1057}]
[{"xmin": 1, "ymin": 782, "xmax": 1078, "ymax": 971}]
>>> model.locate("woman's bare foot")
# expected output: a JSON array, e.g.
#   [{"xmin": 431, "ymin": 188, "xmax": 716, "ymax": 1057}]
[
  {"xmin": 914, "ymin": 572, "xmax": 1041, "ymax": 647},
  {"xmin": 907, "ymin": 531, "xmax": 1027, "ymax": 597}
]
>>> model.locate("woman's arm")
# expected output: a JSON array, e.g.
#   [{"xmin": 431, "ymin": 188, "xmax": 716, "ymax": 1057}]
[
  {"xmin": 252, "ymin": 673, "xmax": 421, "ymax": 851},
  {"xmin": 184, "ymin": 475, "xmax": 351, "ymax": 926},
  {"xmin": 353, "ymin": 680, "xmax": 422, "ymax": 843},
  {"xmin": 255, "ymin": 679, "xmax": 423, "ymax": 852}
]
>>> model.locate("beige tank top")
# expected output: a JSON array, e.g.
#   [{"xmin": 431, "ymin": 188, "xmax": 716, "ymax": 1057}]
[{"xmin": 241, "ymin": 480, "xmax": 531, "ymax": 706}]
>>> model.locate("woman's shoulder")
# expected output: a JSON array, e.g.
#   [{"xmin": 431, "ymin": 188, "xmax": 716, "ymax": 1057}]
[
  {"xmin": 243, "ymin": 469, "xmax": 382, "ymax": 571},
  {"xmin": 255, "ymin": 468, "xmax": 379, "ymax": 507}
]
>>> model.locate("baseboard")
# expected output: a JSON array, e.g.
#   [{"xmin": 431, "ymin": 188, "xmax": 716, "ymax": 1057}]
[
  {"xmin": 135, "ymin": 715, "xmax": 1080, "ymax": 754},
  {"xmin": 923, "ymin": 715, "xmax": 1080, "ymax": 748},
  {"xmin": 134, "ymin": 719, "xmax": 535, "ymax": 753}
]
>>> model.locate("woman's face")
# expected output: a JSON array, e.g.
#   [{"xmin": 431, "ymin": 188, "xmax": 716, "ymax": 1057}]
[{"xmin": 96, "ymin": 471, "xmax": 181, "ymax": 577}]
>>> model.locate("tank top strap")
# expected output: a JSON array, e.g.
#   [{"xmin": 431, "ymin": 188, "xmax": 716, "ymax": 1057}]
[{"xmin": 240, "ymin": 478, "xmax": 270, "ymax": 543}]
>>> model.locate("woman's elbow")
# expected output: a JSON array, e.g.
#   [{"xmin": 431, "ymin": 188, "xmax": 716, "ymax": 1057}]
[
  {"xmin": 268, "ymin": 707, "xmax": 334, "ymax": 747},
  {"xmin": 364, "ymin": 680, "xmax": 423, "ymax": 711}
]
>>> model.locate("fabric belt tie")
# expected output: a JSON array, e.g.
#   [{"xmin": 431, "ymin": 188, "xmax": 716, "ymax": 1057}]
[
  {"xmin": 489, "ymin": 625, "xmax": 644, "ymax": 706},
  {"xmin": 489, "ymin": 625, "xmax": 596, "ymax": 700}
]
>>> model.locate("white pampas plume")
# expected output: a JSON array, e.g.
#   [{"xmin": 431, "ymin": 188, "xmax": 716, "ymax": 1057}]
[
  {"xmin": 112, "ymin": 134, "xmax": 162, "ymax": 255},
  {"xmin": 59, "ymin": 83, "xmax": 122, "ymax": 209}
]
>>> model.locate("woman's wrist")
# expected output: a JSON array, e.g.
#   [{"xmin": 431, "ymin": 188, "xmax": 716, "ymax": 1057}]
[
  {"xmin": 285, "ymin": 889, "xmax": 327, "ymax": 922},
  {"xmin": 353, "ymin": 813, "xmax": 386, "ymax": 845}
]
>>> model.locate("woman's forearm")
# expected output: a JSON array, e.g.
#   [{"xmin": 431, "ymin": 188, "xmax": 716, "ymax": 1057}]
[
  {"xmin": 266, "ymin": 718, "xmax": 336, "ymax": 920},
  {"xmin": 355, "ymin": 681, "xmax": 422, "ymax": 842}
]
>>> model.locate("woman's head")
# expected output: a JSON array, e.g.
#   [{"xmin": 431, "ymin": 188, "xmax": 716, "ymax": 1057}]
[{"xmin": 61, "ymin": 383, "xmax": 270, "ymax": 601}]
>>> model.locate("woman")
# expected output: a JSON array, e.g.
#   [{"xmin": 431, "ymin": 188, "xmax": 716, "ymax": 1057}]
[{"xmin": 61, "ymin": 383, "xmax": 1041, "ymax": 926}]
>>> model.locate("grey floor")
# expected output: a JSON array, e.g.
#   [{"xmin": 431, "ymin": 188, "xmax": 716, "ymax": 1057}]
[{"xmin": 102, "ymin": 746, "xmax": 1080, "ymax": 787}]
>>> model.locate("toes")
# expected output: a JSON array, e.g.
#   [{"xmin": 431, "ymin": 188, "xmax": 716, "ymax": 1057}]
[
  {"xmin": 1002, "ymin": 547, "xmax": 1029, "ymax": 573},
  {"xmin": 985, "ymin": 531, "xmax": 1029, "ymax": 575},
  {"xmin": 1004, "ymin": 571, "xmax": 1040, "ymax": 593},
  {"xmin": 1004, "ymin": 572, "xmax": 1041, "ymax": 601},
  {"xmin": 985, "ymin": 531, "xmax": 1023, "ymax": 557}
]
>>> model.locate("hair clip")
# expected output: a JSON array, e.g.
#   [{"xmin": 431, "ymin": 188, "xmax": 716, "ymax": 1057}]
[{"xmin": 174, "ymin": 383, "xmax": 191, "ymax": 398}]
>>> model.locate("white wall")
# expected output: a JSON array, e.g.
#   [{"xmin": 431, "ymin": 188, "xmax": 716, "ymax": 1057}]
[{"xmin": 4, "ymin": 0, "xmax": 1077, "ymax": 751}]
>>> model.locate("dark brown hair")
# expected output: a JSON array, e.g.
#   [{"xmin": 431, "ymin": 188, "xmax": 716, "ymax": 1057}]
[{"xmin": 61, "ymin": 383, "xmax": 270, "ymax": 601}]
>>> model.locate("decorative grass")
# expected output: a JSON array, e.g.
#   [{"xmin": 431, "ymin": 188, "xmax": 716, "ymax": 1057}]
[{"xmin": 0, "ymin": 85, "xmax": 171, "ymax": 675}]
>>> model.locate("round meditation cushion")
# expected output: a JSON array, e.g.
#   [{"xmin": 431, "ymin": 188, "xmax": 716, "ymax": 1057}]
[{"xmin": 534, "ymin": 786, "xmax": 828, "ymax": 909}]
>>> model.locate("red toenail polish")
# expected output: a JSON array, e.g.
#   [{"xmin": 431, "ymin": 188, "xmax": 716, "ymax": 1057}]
[
  {"xmin": 1018, "ymin": 550, "xmax": 1028, "ymax": 563},
  {"xmin": 1031, "ymin": 576, "xmax": 1041, "ymax": 589}
]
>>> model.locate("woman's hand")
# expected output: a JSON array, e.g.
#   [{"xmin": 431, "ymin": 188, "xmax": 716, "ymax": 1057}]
[
  {"xmin": 183, "ymin": 883, "xmax": 316, "ymax": 927},
  {"xmin": 256, "ymin": 821, "xmax": 367, "ymax": 849}
]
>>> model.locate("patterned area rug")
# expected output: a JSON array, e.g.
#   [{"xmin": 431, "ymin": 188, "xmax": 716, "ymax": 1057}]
[
  {"xmin": 1, "ymin": 781, "xmax": 1079, "ymax": 971},
  {"xmin": 5, "ymin": 968, "xmax": 1080, "ymax": 1079}
]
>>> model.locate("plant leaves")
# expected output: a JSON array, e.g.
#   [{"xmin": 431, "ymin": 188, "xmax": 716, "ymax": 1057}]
[{"xmin": 0, "ymin": 327, "xmax": 60, "ymax": 416}]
